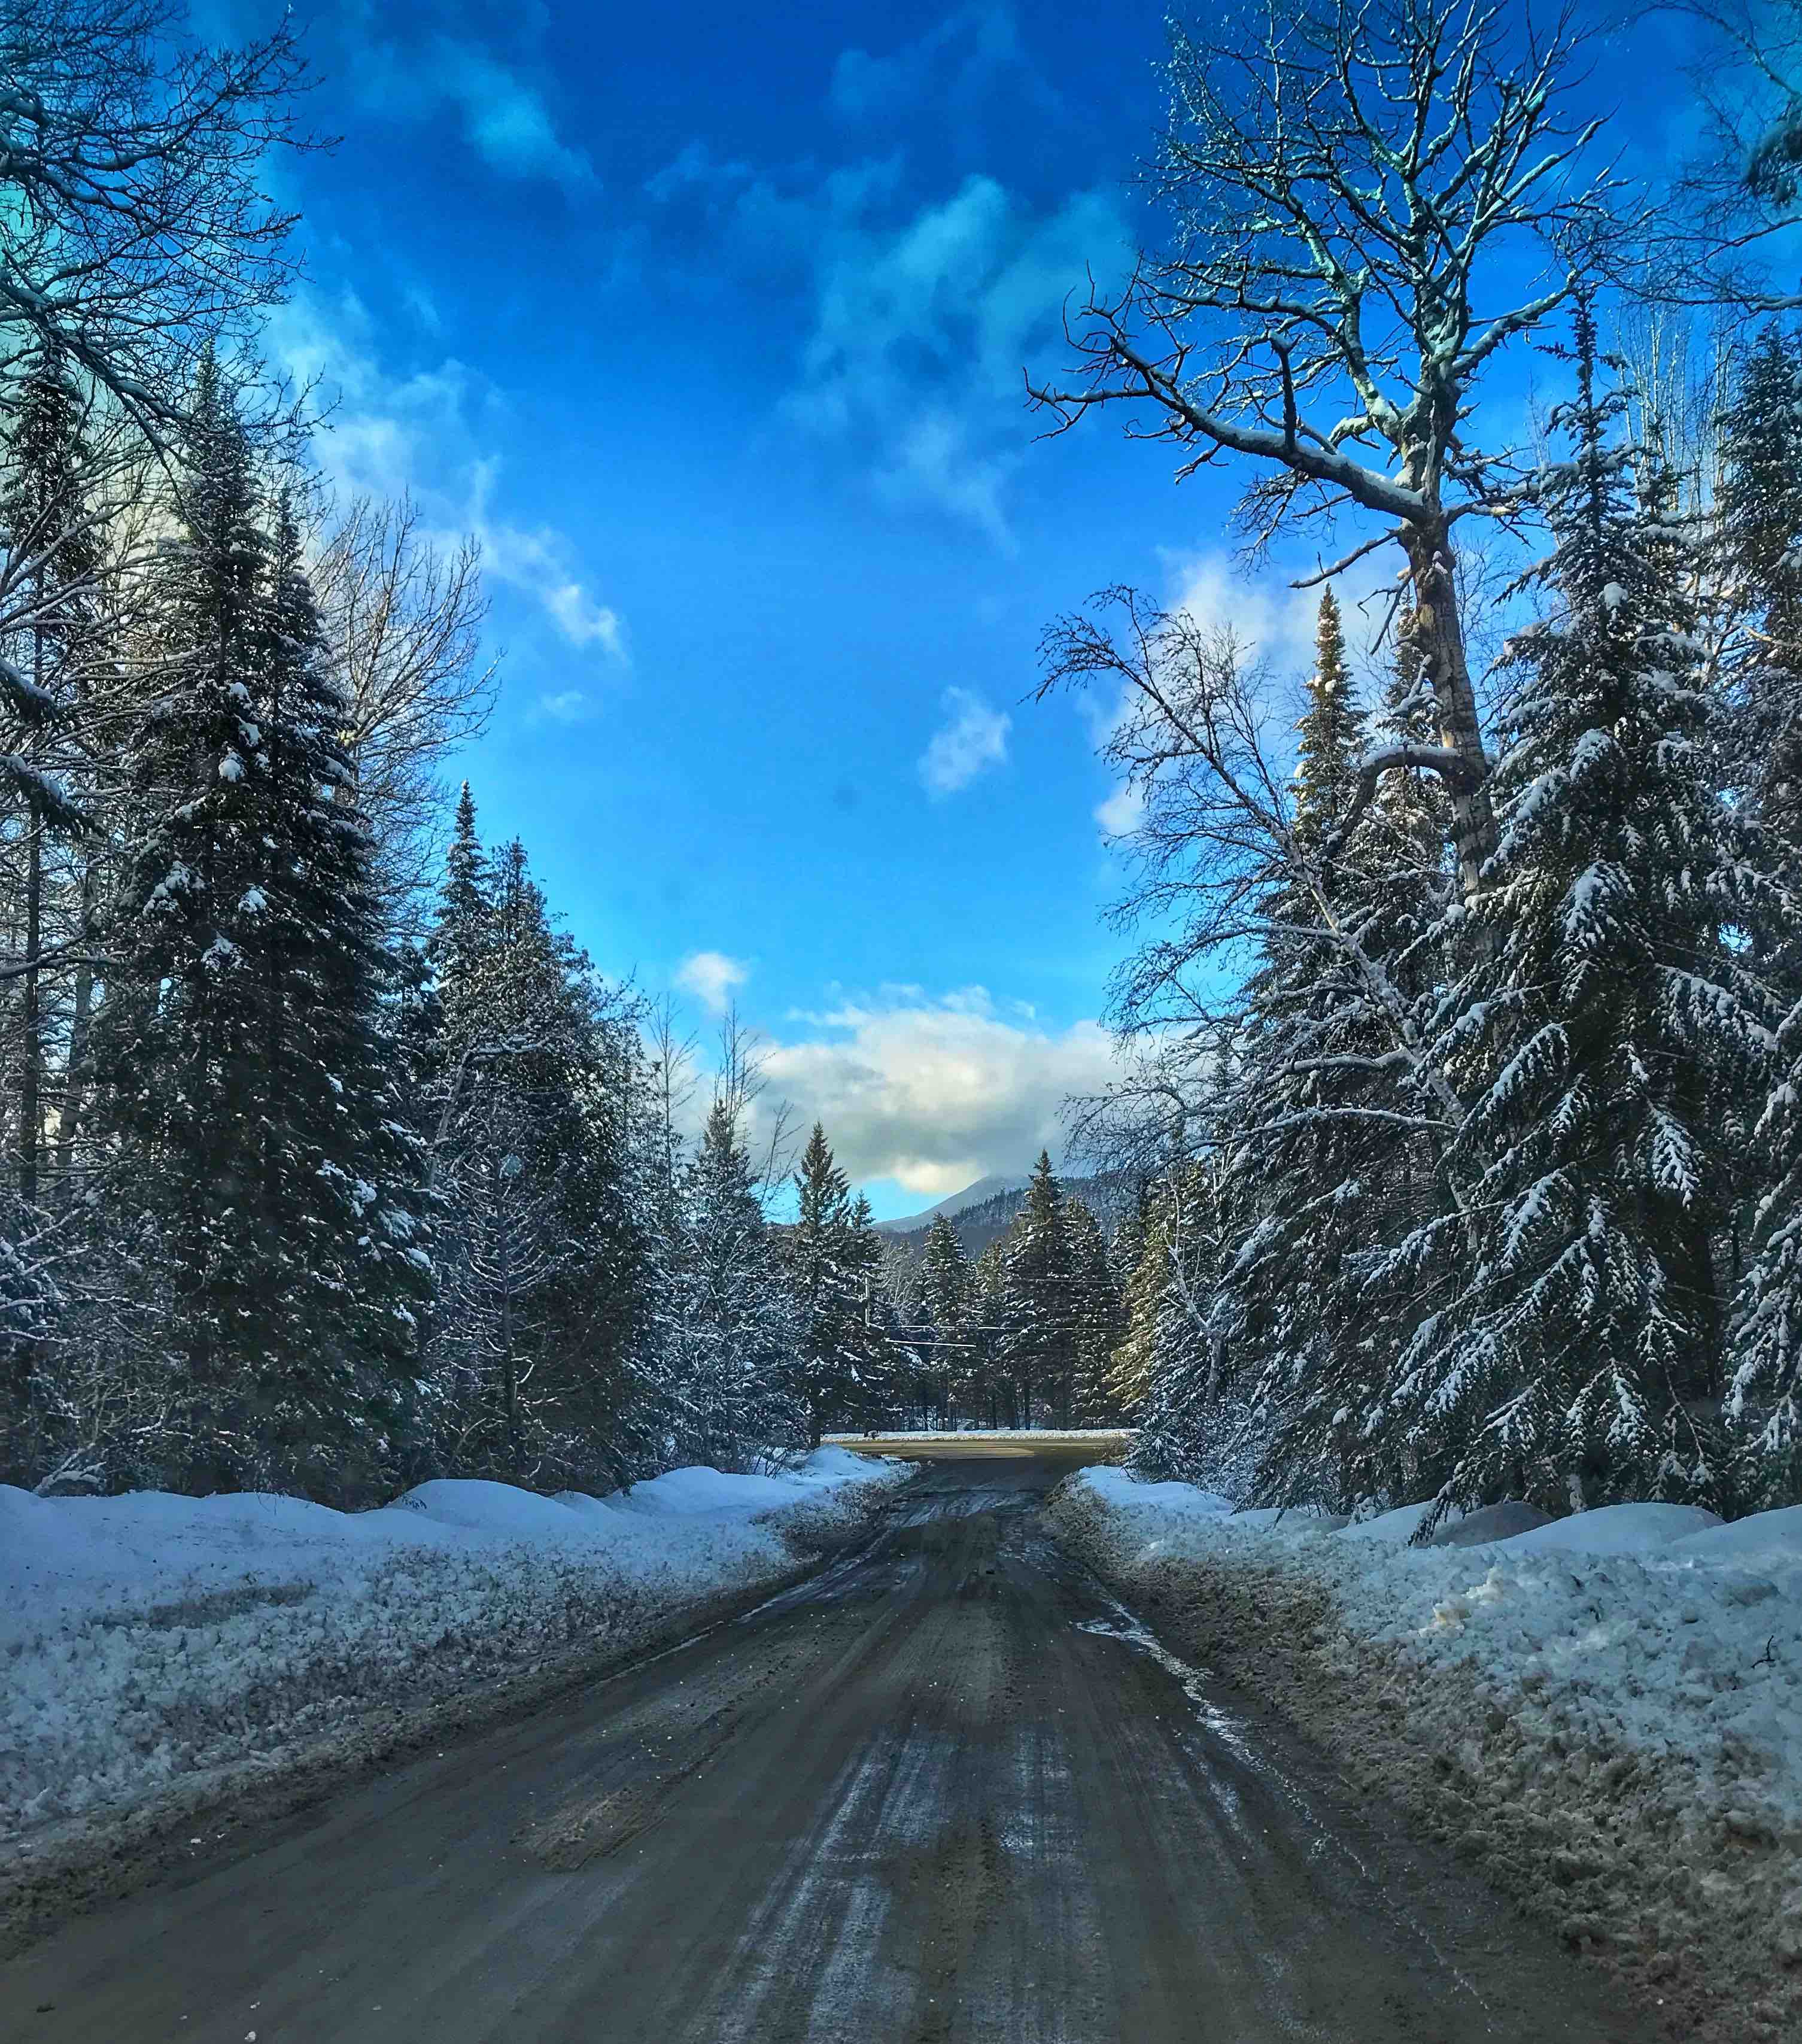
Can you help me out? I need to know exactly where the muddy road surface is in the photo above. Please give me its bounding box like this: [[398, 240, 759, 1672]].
[[1, 1450, 1637, 2042]]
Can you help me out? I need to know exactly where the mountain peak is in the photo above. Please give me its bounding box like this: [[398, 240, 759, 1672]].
[[871, 1173, 1030, 1237]]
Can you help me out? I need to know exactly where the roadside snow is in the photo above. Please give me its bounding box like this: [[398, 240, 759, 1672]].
[[1070, 1466, 1802, 1845], [0, 1451, 906, 1841], [1057, 1469, 1802, 2043]]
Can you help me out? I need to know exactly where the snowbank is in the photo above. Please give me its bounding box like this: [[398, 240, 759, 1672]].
[[1056, 1469, 1802, 2044], [0, 1451, 907, 1843]]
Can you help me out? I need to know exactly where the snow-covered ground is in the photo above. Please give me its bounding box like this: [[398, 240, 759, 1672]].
[[0, 1449, 907, 1842], [1056, 1468, 1802, 2043]]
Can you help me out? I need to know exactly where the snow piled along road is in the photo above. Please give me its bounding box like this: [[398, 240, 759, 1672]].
[[1056, 1468, 1802, 2044], [1, 1450, 907, 1842]]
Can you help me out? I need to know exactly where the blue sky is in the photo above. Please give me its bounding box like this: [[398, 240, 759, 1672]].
[[217, 0, 1703, 1216]]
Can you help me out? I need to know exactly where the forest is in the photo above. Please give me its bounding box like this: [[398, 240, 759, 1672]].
[[1043, 2, 1802, 1524], [7, 0, 1802, 1527]]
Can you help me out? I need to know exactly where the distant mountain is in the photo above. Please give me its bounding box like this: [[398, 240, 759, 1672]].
[[871, 1174, 1030, 1238], [874, 1169, 1136, 1262]]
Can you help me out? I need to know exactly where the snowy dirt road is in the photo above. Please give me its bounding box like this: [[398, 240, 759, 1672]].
[[0, 1451, 1640, 2043]]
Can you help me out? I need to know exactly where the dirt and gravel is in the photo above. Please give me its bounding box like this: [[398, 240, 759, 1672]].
[[1, 1447, 1648, 2042], [1049, 1473, 1801, 2044]]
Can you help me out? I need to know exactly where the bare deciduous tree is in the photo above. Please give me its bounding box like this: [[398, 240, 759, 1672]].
[[1029, 0, 1619, 903], [0, 0, 311, 430], [308, 494, 498, 915]]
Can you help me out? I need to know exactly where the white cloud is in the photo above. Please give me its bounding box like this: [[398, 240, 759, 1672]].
[[751, 986, 1121, 1196], [677, 950, 751, 1015], [826, 5, 1062, 133], [1093, 780, 1145, 838], [265, 288, 627, 663], [537, 689, 591, 724], [1163, 549, 1320, 671], [919, 687, 1010, 797], [654, 138, 1126, 543]]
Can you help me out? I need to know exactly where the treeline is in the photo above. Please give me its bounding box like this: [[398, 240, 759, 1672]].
[[882, 1153, 1128, 1430], [1088, 318, 1802, 1520], [0, 1, 931, 1498], [1041, 2, 1802, 1524]]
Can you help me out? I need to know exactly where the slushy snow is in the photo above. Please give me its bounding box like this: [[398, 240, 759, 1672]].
[[1, 1449, 905, 1840]]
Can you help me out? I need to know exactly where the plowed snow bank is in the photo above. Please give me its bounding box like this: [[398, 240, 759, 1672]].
[[1, 1450, 906, 1842], [1052, 1468, 1802, 2044]]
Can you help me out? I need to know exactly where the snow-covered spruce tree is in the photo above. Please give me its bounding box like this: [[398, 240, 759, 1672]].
[[655, 1097, 803, 1470], [1377, 302, 1788, 1520], [91, 368, 430, 1493], [783, 1120, 864, 1445], [998, 1152, 1080, 1426], [87, 355, 273, 1486], [843, 1190, 905, 1431], [1066, 1198, 1122, 1425], [424, 825, 644, 1483], [1107, 1184, 1165, 1420], [1207, 589, 1449, 1509], [431, 780, 490, 989], [917, 1211, 985, 1421], [1126, 1160, 1247, 1490], [1715, 324, 1802, 862], [1216, 592, 1371, 1483], [1730, 998, 1802, 1505], [249, 499, 433, 1476]]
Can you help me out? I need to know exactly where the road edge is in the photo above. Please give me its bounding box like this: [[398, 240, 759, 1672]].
[[1043, 1475, 1798, 2044]]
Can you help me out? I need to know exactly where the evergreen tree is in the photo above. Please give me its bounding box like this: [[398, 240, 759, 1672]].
[[1376, 302, 1787, 1519], [89, 356, 274, 1483], [92, 370, 430, 1490], [429, 780, 491, 1001], [1107, 1185, 1166, 1419], [426, 828, 642, 1480], [998, 1152, 1079, 1426], [1214, 590, 1429, 1505], [1066, 1199, 1121, 1424], [920, 1212, 973, 1336], [1716, 323, 1802, 855], [1729, 1007, 1802, 1505], [785, 1121, 859, 1445], [843, 1192, 902, 1430], [1126, 1161, 1242, 1486], [659, 1098, 803, 1469]]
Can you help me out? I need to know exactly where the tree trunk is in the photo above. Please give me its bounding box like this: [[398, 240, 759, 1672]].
[[1404, 521, 1497, 903], [53, 853, 98, 1193], [20, 809, 41, 1206]]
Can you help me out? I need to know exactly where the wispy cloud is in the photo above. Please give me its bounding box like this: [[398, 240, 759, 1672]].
[[826, 5, 1063, 138], [645, 73, 1128, 548], [1163, 549, 1319, 670], [779, 174, 1126, 544], [919, 687, 1010, 797], [265, 287, 627, 664], [417, 38, 596, 190], [536, 688, 591, 724], [676, 950, 751, 1015]]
